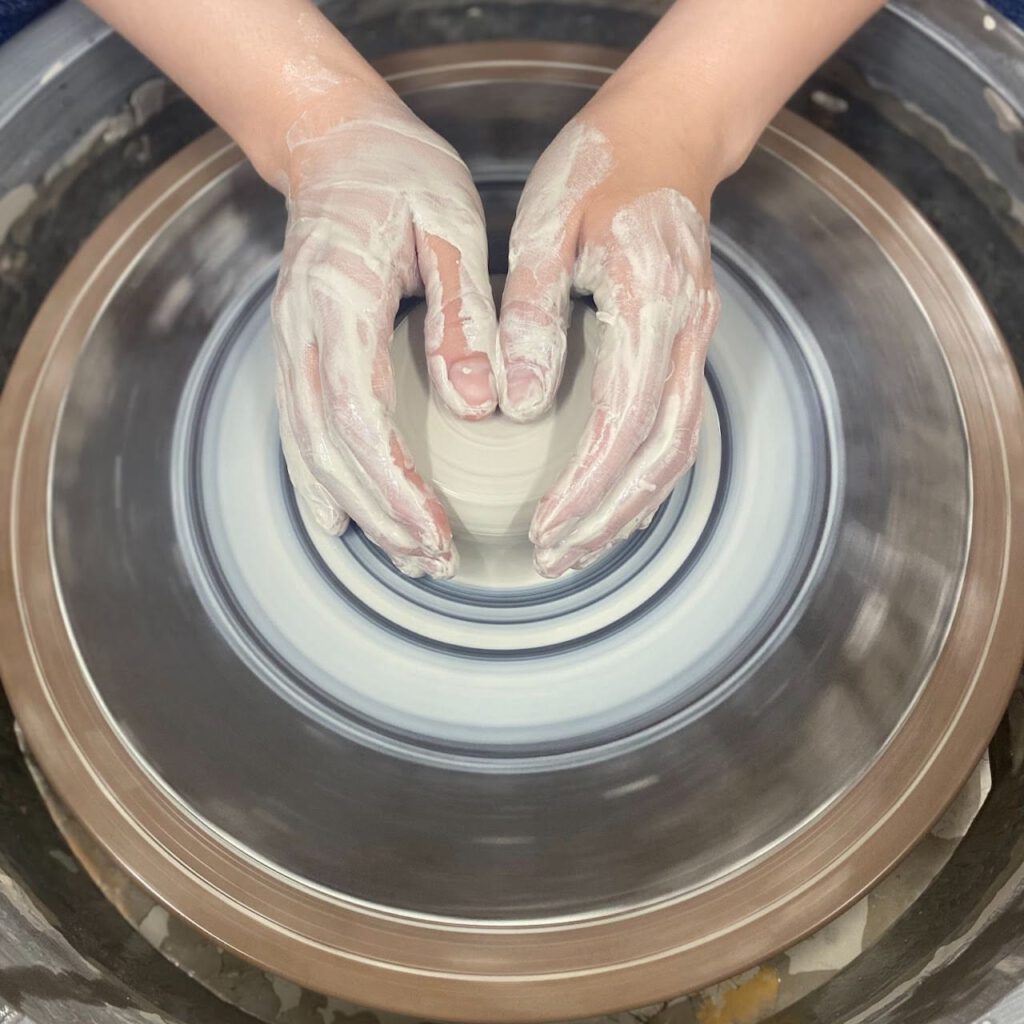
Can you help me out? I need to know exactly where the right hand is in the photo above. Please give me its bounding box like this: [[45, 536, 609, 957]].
[[496, 99, 720, 578], [272, 80, 497, 579]]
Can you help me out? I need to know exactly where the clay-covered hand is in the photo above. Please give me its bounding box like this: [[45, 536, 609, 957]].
[[497, 94, 721, 578], [273, 83, 497, 579]]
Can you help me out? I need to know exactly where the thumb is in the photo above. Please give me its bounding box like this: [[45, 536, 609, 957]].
[[415, 200, 498, 420], [497, 216, 577, 423], [497, 121, 612, 422]]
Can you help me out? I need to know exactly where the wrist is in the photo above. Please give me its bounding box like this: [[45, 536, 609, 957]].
[[236, 47, 392, 191], [576, 75, 731, 219], [592, 65, 752, 190]]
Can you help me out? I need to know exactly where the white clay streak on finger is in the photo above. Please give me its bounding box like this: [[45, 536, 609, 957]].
[[274, 342, 424, 558], [318, 323, 454, 562], [274, 269, 448, 573], [409, 140, 498, 419], [535, 291, 720, 576], [562, 290, 716, 550], [416, 227, 497, 418], [533, 191, 715, 560], [302, 240, 450, 554], [276, 224, 433, 549], [275, 116, 465, 559], [498, 123, 614, 417], [273, 102, 501, 573], [422, 287, 497, 416], [275, 381, 349, 535]]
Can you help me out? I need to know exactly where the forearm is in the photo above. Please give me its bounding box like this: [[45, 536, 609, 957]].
[[83, 0, 385, 187], [603, 0, 886, 183]]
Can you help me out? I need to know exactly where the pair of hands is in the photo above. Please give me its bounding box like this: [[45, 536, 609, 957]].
[[273, 74, 721, 579]]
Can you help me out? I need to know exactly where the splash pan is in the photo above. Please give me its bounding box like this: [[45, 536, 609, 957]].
[[1, 43, 1022, 1023]]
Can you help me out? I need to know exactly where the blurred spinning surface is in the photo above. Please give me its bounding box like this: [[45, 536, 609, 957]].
[[1, 43, 1022, 1023]]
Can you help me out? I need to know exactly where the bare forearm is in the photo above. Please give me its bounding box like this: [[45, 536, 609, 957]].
[[82, 0, 384, 186], [604, 0, 886, 182]]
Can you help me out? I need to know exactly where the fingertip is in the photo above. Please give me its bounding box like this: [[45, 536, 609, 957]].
[[424, 283, 499, 419], [535, 536, 616, 578], [392, 546, 459, 580], [444, 352, 497, 419], [573, 544, 611, 571], [501, 363, 553, 422], [301, 494, 349, 536], [533, 542, 583, 579], [529, 506, 581, 550], [533, 545, 569, 579], [496, 297, 567, 421], [431, 545, 459, 580]]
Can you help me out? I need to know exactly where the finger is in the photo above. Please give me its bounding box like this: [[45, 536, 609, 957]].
[[276, 379, 349, 535], [273, 266, 453, 579], [415, 212, 498, 420], [276, 335, 436, 570], [497, 242, 577, 422], [309, 260, 458, 573], [532, 191, 715, 553], [497, 123, 613, 422], [535, 288, 720, 577], [529, 258, 681, 550]]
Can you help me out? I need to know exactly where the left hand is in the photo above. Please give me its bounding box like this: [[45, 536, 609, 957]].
[[496, 81, 722, 578], [272, 80, 497, 580]]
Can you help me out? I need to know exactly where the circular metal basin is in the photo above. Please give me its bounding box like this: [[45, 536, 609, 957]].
[[2, 42, 1023, 1023]]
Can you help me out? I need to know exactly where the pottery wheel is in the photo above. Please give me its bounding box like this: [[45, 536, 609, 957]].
[[2, 44, 1023, 1023]]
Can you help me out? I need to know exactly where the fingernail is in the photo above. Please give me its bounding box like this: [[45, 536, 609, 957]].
[[449, 353, 497, 416], [504, 365, 548, 421]]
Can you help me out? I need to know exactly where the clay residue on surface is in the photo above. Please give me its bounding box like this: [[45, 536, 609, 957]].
[[0, 184, 37, 245], [788, 898, 869, 975], [983, 86, 1023, 135], [694, 967, 780, 1024]]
